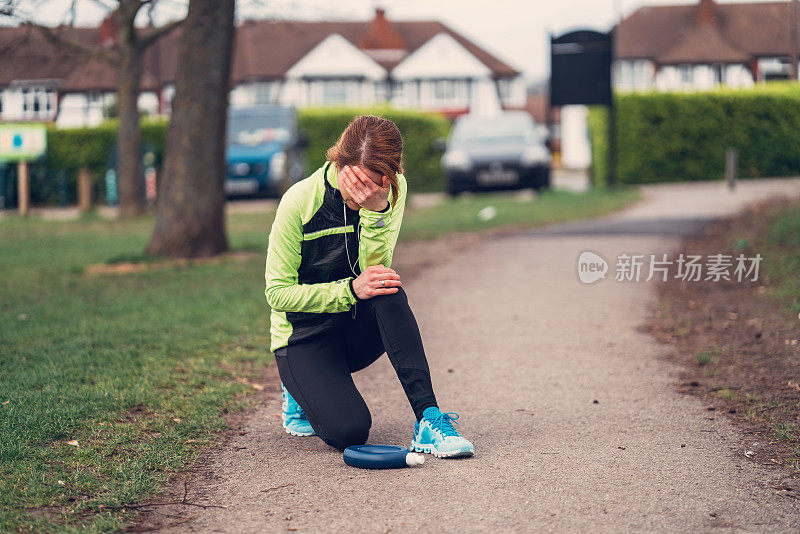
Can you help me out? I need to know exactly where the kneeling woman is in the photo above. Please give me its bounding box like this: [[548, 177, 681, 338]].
[[264, 115, 474, 458]]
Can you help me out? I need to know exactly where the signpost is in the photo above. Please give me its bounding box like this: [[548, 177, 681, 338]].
[[0, 124, 47, 215], [550, 30, 616, 186]]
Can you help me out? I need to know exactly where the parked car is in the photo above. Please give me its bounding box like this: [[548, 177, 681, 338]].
[[225, 105, 307, 198], [441, 111, 551, 196]]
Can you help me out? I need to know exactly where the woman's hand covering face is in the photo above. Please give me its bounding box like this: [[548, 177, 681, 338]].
[[340, 165, 390, 212]]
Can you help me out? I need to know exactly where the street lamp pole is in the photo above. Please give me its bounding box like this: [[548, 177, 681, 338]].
[[792, 0, 799, 80]]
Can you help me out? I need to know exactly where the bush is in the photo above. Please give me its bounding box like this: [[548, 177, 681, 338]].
[[6, 107, 449, 207], [587, 84, 800, 185], [0, 119, 170, 207], [298, 106, 450, 193]]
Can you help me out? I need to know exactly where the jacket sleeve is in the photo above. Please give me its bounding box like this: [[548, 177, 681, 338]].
[[265, 190, 357, 313], [358, 173, 407, 270]]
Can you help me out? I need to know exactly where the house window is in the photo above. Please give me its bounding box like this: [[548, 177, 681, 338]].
[[374, 81, 388, 102], [497, 79, 510, 100], [20, 86, 55, 118], [254, 82, 278, 105], [622, 61, 634, 87], [391, 82, 403, 99], [679, 65, 693, 85], [712, 64, 725, 85], [434, 80, 456, 102], [633, 61, 649, 88], [322, 80, 347, 104]]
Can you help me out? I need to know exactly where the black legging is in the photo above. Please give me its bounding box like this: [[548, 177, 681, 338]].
[[274, 286, 438, 451]]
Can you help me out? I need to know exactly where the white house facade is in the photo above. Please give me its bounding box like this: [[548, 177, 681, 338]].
[[614, 0, 796, 92], [0, 8, 525, 128]]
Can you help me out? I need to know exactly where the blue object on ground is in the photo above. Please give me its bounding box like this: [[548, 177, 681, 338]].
[[343, 444, 425, 469]]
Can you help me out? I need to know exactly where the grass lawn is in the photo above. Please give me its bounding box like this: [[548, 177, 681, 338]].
[[762, 203, 800, 313], [0, 186, 639, 532], [401, 187, 640, 240]]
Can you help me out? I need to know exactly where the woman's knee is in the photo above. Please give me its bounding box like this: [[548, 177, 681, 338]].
[[324, 409, 371, 451], [369, 285, 408, 309]]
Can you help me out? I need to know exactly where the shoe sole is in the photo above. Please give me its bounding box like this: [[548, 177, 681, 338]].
[[284, 426, 315, 437], [282, 413, 315, 437], [410, 439, 474, 458]]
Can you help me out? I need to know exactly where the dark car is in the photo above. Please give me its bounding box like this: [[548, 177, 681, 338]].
[[441, 111, 551, 196], [225, 105, 306, 198]]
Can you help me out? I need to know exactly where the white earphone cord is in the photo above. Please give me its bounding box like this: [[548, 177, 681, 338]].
[[344, 200, 359, 277], [344, 200, 359, 319]]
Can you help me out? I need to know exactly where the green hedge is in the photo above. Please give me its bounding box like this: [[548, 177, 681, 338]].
[[587, 84, 800, 185], [298, 106, 450, 193], [0, 119, 167, 207], [44, 118, 168, 171], [4, 107, 449, 206]]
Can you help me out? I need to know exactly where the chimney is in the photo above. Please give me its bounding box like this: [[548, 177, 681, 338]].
[[98, 14, 118, 46], [358, 7, 405, 50], [697, 0, 716, 26]]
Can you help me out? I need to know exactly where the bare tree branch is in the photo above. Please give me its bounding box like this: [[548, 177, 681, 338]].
[[85, 0, 116, 10], [68, 0, 77, 26], [138, 15, 181, 48]]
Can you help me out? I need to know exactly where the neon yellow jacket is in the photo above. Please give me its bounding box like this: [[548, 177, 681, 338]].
[[264, 161, 407, 352]]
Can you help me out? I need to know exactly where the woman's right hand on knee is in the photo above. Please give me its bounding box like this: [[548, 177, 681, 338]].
[[353, 265, 402, 299]]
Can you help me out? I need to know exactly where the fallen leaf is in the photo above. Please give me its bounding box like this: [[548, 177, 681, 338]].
[[67, 440, 79, 447], [251, 383, 265, 391]]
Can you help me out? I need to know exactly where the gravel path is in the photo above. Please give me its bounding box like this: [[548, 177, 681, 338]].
[[157, 178, 800, 533]]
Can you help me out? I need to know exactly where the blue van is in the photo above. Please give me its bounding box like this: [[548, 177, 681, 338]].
[[225, 105, 307, 198]]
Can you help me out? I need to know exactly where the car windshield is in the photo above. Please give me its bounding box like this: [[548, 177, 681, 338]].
[[228, 111, 292, 147], [450, 114, 539, 147]]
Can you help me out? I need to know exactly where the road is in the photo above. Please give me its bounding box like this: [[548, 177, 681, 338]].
[[155, 178, 800, 533]]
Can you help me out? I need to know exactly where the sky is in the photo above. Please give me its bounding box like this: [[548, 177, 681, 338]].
[[10, 0, 785, 82]]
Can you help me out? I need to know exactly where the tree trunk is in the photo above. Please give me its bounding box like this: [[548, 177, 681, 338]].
[[115, 8, 145, 217], [146, 0, 234, 258]]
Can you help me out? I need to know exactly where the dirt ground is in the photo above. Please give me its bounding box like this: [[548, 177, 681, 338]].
[[648, 198, 800, 472], [129, 178, 800, 533]]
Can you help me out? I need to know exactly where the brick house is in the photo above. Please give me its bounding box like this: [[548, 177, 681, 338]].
[[0, 8, 524, 127], [615, 0, 798, 91]]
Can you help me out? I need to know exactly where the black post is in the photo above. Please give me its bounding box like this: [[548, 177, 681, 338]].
[[607, 29, 617, 188], [607, 96, 617, 188], [792, 0, 799, 80]]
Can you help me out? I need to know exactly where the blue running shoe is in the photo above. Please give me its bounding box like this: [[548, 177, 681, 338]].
[[281, 382, 315, 437], [410, 406, 474, 458]]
